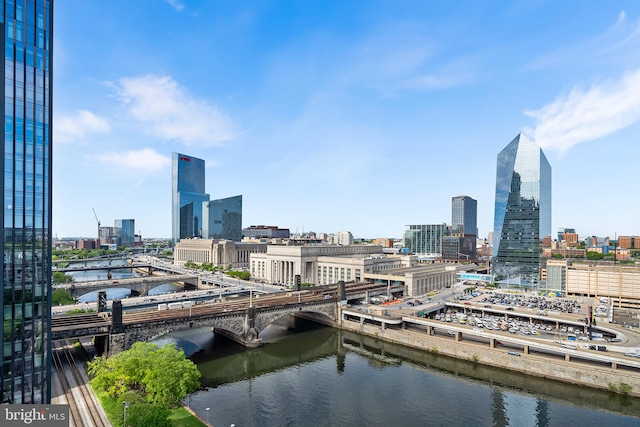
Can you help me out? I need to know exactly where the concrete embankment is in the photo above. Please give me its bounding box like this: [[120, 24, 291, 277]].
[[338, 317, 640, 398]]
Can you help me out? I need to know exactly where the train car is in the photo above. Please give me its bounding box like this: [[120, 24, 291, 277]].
[[167, 302, 183, 310], [158, 303, 168, 311]]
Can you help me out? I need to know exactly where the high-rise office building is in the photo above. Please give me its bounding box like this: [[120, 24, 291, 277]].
[[202, 195, 242, 241], [404, 224, 448, 256], [172, 152, 209, 244], [492, 133, 551, 284], [451, 195, 477, 237], [114, 219, 135, 247], [1, 0, 54, 404]]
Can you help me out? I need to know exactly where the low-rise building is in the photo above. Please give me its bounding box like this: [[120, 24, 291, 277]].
[[174, 239, 267, 270], [544, 260, 640, 307], [250, 244, 472, 296]]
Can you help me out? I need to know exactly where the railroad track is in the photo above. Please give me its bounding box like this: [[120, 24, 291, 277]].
[[122, 292, 328, 324], [52, 340, 110, 427]]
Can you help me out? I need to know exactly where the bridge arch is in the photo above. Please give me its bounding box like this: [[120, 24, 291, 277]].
[[255, 303, 337, 334]]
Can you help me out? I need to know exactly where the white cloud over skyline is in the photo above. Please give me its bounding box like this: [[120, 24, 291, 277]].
[[94, 148, 170, 172], [54, 110, 111, 144], [112, 74, 235, 147], [524, 69, 640, 153], [166, 0, 185, 12]]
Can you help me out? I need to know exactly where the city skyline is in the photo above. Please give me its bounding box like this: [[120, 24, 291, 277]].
[[53, 1, 640, 239]]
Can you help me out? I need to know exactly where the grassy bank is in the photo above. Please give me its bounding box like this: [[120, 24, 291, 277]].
[[92, 387, 206, 427]]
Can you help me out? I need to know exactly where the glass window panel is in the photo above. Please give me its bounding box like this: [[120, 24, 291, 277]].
[[26, 45, 34, 67], [16, 22, 23, 42], [16, 3, 24, 22]]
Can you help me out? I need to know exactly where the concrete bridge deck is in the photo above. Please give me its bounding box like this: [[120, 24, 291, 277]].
[[54, 274, 199, 298]]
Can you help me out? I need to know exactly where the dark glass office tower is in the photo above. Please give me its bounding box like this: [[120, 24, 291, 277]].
[[203, 195, 242, 241], [172, 152, 209, 244], [492, 133, 551, 285], [1, 0, 53, 404], [114, 219, 135, 247], [451, 195, 477, 236]]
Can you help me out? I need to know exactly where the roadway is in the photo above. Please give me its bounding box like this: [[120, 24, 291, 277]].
[[372, 285, 640, 356]]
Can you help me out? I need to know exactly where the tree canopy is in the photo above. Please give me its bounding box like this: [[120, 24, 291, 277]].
[[52, 271, 74, 284], [87, 342, 201, 407], [52, 288, 75, 305]]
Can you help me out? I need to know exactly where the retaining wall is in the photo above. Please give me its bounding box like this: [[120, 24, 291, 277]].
[[339, 317, 640, 397]]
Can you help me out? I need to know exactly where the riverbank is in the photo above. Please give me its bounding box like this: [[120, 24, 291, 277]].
[[338, 311, 640, 398]]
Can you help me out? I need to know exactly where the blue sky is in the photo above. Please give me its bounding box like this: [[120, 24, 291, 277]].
[[53, 1, 640, 240]]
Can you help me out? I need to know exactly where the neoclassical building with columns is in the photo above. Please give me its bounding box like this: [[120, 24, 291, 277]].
[[174, 239, 267, 270], [250, 244, 472, 296], [250, 245, 384, 285]]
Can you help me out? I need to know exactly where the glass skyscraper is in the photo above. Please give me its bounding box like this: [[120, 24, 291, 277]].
[[114, 219, 135, 247], [492, 133, 551, 285], [172, 152, 209, 245], [202, 195, 242, 241], [451, 195, 477, 236], [404, 224, 448, 256], [1, 0, 53, 404]]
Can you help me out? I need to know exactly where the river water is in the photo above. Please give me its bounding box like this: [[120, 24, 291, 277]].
[[62, 261, 182, 302], [178, 317, 640, 427]]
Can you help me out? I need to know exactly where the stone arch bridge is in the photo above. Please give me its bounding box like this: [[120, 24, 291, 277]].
[[107, 299, 337, 355]]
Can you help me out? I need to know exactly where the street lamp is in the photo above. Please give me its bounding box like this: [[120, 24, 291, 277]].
[[123, 401, 129, 426], [206, 407, 210, 425]]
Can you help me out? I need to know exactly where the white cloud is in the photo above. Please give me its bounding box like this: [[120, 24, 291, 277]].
[[166, 0, 185, 12], [95, 148, 170, 172], [350, 26, 478, 94], [112, 74, 234, 146], [524, 69, 640, 153], [527, 11, 640, 71], [54, 110, 110, 144]]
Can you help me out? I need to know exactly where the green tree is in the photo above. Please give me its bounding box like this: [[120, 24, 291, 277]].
[[184, 260, 198, 269], [52, 288, 75, 305], [225, 270, 251, 281], [88, 342, 201, 407], [125, 403, 171, 427], [53, 271, 74, 284], [200, 262, 214, 271]]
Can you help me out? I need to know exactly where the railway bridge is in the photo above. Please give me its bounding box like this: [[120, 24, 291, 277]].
[[51, 282, 402, 355], [109, 298, 338, 354]]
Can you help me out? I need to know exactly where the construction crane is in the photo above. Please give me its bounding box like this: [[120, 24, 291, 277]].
[[92, 208, 101, 238]]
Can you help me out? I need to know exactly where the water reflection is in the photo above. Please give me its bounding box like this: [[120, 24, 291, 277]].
[[180, 316, 640, 427]]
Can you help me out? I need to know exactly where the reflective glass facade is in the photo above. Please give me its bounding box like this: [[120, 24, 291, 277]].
[[1, 0, 53, 404], [114, 219, 134, 247], [171, 152, 209, 244], [451, 195, 477, 236], [202, 195, 242, 241], [404, 224, 448, 256], [492, 134, 551, 284]]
